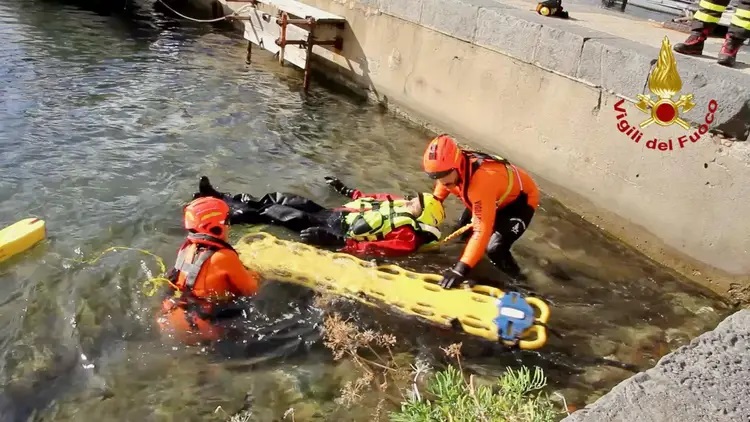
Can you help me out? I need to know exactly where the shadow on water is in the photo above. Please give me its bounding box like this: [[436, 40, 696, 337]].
[[0, 0, 735, 420]]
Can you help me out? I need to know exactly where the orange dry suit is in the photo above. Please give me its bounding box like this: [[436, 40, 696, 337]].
[[157, 232, 260, 345], [434, 151, 540, 275]]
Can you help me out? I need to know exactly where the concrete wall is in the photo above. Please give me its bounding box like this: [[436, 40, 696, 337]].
[[289, 0, 750, 284]]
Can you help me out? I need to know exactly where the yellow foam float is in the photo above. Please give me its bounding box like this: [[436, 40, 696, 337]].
[[0, 218, 46, 264], [235, 232, 551, 350]]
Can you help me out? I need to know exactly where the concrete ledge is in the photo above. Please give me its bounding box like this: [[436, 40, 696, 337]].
[[562, 309, 750, 422], [375, 0, 750, 142]]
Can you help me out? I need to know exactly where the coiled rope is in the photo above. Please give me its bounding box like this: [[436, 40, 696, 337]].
[[71, 246, 175, 297], [419, 223, 473, 252]]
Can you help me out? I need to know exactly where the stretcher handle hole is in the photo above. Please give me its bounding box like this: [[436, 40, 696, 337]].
[[421, 275, 442, 284], [422, 284, 441, 292], [367, 289, 386, 297], [520, 329, 539, 341], [471, 296, 490, 303], [411, 307, 434, 317], [242, 233, 265, 242], [378, 266, 402, 275]]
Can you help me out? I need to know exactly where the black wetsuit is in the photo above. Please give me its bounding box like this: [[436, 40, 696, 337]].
[[193, 176, 345, 235]]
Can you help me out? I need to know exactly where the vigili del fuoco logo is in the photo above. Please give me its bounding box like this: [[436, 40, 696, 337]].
[[613, 36, 718, 152]]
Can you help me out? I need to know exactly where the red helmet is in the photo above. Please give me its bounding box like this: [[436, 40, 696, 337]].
[[422, 134, 462, 179], [183, 197, 230, 238]]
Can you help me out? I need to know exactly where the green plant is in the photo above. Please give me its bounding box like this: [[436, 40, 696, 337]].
[[316, 294, 566, 422], [390, 364, 564, 422]]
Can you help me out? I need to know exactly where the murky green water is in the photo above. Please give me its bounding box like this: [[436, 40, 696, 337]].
[[0, 0, 734, 421]]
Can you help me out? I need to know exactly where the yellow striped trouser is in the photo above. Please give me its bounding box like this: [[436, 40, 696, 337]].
[[693, 0, 750, 39], [729, 2, 750, 38]]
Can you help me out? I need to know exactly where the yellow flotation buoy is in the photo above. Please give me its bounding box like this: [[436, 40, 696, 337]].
[[235, 232, 551, 350], [0, 218, 47, 264]]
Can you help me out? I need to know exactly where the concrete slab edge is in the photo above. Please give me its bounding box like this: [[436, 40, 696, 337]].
[[375, 0, 750, 141], [561, 308, 750, 422]]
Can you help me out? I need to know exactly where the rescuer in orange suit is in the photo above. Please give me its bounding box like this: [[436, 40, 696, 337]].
[[157, 197, 261, 345], [422, 134, 541, 289]]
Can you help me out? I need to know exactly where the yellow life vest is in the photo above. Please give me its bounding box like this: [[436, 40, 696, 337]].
[[342, 197, 440, 242]]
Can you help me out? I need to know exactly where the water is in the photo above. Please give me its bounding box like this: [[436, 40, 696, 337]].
[[0, 0, 734, 420]]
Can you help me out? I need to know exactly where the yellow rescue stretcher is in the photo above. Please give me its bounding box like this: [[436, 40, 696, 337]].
[[0, 218, 47, 264], [235, 232, 551, 350]]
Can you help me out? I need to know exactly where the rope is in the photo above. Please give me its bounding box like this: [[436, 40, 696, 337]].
[[419, 223, 472, 252], [70, 246, 177, 297], [155, 0, 255, 23]]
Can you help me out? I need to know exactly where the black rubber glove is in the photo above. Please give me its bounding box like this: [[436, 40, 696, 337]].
[[300, 227, 345, 246], [324, 176, 356, 198], [439, 262, 472, 289], [194, 175, 228, 200]]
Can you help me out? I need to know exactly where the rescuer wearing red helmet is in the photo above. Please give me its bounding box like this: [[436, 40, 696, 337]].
[[157, 196, 261, 345], [422, 134, 540, 289]]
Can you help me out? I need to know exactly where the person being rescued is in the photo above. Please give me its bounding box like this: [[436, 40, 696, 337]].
[[192, 175, 447, 257], [157, 196, 262, 346], [422, 134, 541, 289]]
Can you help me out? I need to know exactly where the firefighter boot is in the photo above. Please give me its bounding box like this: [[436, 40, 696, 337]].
[[717, 34, 744, 67], [673, 28, 711, 55]]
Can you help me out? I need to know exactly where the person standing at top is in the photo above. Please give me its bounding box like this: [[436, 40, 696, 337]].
[[421, 134, 540, 289], [673, 0, 748, 67]]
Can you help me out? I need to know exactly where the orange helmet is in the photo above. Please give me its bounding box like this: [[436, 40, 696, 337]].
[[422, 134, 463, 179], [183, 197, 230, 238]]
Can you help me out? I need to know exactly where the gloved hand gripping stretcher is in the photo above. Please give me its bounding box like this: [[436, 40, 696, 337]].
[[235, 232, 551, 350]]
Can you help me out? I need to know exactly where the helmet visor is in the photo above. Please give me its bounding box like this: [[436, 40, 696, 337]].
[[425, 168, 454, 180]]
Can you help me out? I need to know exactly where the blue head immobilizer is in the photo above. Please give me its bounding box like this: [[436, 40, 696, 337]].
[[493, 291, 535, 342]]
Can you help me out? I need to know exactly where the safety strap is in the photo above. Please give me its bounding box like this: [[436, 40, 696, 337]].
[[174, 247, 217, 291], [187, 232, 237, 253], [462, 151, 522, 207]]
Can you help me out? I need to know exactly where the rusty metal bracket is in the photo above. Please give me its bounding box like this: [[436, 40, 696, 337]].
[[273, 15, 344, 92]]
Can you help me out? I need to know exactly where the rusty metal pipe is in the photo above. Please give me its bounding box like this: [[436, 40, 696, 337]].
[[278, 12, 288, 65], [277, 39, 306, 46], [277, 38, 339, 47], [303, 22, 316, 93], [275, 18, 314, 26]]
